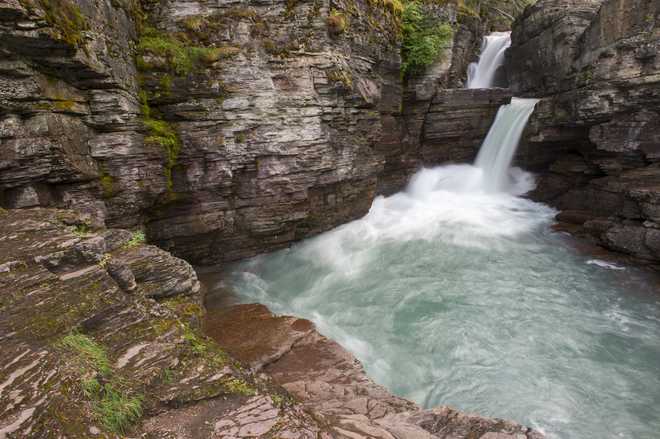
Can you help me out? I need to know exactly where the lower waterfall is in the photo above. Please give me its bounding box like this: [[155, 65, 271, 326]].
[[220, 102, 660, 439]]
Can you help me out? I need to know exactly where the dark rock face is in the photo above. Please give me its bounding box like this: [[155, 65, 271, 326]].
[[0, 0, 404, 264], [206, 303, 545, 439], [510, 0, 660, 262]]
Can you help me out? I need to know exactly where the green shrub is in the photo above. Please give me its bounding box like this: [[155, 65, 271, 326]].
[[125, 231, 146, 248], [401, 1, 453, 78]]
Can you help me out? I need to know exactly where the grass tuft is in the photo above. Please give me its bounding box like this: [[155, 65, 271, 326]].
[[95, 383, 143, 434], [59, 333, 111, 375]]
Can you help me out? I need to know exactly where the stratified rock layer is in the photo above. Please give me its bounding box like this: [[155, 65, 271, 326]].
[[510, 0, 660, 263], [0, 0, 406, 264], [0, 208, 324, 438]]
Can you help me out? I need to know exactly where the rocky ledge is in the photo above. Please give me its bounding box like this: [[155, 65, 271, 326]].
[[205, 303, 544, 439], [0, 207, 543, 438]]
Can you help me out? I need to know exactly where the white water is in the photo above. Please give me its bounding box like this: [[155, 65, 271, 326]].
[[222, 79, 660, 439], [467, 32, 511, 89], [475, 97, 539, 192]]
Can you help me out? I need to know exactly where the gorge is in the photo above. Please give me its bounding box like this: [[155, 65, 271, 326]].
[[1, 0, 659, 437]]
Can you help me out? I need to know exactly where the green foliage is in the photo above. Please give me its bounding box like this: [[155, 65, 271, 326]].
[[125, 231, 146, 248], [99, 172, 116, 198], [60, 333, 143, 433], [453, 0, 536, 20], [401, 1, 453, 78], [59, 333, 111, 375], [34, 0, 88, 46], [137, 27, 239, 75], [72, 224, 93, 238], [95, 383, 143, 434], [139, 92, 181, 191], [223, 378, 256, 396]]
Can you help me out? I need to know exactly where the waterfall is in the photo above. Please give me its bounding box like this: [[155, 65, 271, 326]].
[[467, 32, 511, 89], [475, 97, 539, 192]]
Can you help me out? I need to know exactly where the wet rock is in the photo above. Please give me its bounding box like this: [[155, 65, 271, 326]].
[[208, 303, 545, 439]]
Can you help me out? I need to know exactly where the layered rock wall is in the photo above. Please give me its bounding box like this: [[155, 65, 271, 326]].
[[510, 0, 660, 262], [0, 0, 405, 264]]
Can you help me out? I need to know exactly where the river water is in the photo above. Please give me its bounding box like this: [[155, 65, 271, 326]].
[[218, 95, 660, 438]]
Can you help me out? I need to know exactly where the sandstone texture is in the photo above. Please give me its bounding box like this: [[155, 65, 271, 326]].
[[205, 303, 545, 439], [508, 0, 660, 263]]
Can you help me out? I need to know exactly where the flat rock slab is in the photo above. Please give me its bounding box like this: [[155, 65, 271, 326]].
[[206, 303, 545, 439]]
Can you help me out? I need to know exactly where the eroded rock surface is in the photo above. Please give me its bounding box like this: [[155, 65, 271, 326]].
[[510, 0, 660, 263], [206, 303, 544, 439], [0, 208, 324, 438], [0, 0, 407, 265]]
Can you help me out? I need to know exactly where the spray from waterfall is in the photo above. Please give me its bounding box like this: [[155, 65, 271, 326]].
[[467, 32, 511, 89]]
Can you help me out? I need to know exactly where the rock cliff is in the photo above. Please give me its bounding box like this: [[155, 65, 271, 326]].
[[0, 0, 531, 263], [0, 0, 404, 264], [509, 0, 660, 263]]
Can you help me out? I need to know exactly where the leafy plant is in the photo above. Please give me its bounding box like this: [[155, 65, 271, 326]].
[[401, 1, 453, 78], [125, 231, 146, 248]]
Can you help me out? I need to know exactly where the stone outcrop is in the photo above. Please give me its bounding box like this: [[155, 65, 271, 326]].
[[508, 0, 660, 263], [0, 0, 404, 265], [0, 207, 326, 437], [205, 303, 545, 439]]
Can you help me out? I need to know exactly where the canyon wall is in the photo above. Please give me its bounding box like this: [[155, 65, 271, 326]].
[[510, 0, 660, 262], [0, 0, 524, 264], [0, 0, 405, 264]]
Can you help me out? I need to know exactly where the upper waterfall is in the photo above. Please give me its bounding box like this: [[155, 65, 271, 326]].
[[475, 97, 539, 192], [467, 32, 511, 89]]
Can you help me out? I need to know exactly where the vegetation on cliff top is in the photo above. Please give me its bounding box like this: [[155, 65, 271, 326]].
[[401, 1, 453, 78]]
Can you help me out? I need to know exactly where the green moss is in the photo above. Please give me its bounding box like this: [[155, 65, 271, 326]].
[[223, 378, 256, 396], [181, 323, 229, 367], [124, 230, 146, 248], [99, 172, 116, 198], [137, 27, 238, 75], [72, 223, 93, 238], [33, 0, 88, 46], [327, 68, 353, 89], [285, 0, 298, 17], [158, 74, 173, 95], [162, 295, 203, 322], [235, 132, 246, 143], [139, 92, 181, 191], [53, 99, 75, 111], [58, 333, 111, 375]]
